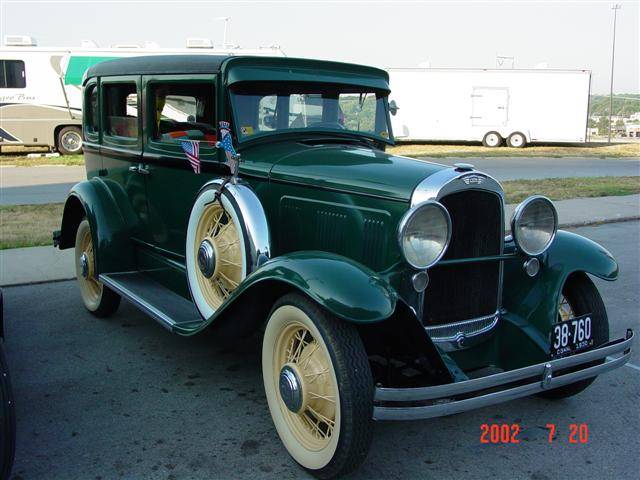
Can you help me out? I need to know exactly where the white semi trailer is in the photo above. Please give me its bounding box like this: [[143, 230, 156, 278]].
[[387, 68, 591, 147], [0, 35, 285, 154]]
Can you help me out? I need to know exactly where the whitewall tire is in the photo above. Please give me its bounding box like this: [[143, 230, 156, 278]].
[[186, 185, 249, 319], [262, 293, 373, 479]]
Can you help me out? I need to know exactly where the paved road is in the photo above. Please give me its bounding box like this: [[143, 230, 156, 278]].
[[418, 156, 640, 181], [0, 166, 84, 205], [3, 222, 640, 479], [2, 157, 640, 205]]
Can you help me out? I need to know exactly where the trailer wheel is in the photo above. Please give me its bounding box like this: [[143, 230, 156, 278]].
[[482, 131, 502, 148], [507, 132, 527, 148], [57, 126, 83, 155]]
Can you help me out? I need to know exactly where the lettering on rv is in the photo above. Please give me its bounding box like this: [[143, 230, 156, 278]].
[[0, 93, 37, 103]]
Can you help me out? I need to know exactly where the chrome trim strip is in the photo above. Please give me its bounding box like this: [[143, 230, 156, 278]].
[[425, 312, 499, 344], [99, 273, 175, 331], [372, 330, 633, 420], [200, 179, 272, 272], [411, 167, 504, 207]]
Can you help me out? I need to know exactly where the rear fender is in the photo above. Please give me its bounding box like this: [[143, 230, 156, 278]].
[[502, 229, 618, 341], [58, 179, 136, 274]]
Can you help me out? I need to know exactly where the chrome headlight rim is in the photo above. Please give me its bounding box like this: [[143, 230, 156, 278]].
[[398, 200, 452, 270], [511, 195, 558, 256]]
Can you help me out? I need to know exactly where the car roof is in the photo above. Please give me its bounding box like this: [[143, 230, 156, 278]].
[[84, 55, 390, 92], [85, 54, 230, 79]]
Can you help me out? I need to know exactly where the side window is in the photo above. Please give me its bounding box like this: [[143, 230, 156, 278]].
[[0, 60, 26, 88], [85, 84, 99, 135], [150, 82, 216, 143], [103, 83, 138, 139]]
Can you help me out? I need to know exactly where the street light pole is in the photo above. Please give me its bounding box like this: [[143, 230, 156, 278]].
[[216, 17, 230, 48], [608, 4, 622, 143]]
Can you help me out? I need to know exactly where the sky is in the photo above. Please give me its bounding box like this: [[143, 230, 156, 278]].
[[1, 0, 638, 93]]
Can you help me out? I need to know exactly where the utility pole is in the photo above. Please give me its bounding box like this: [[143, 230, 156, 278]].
[[216, 17, 230, 48], [608, 4, 622, 143]]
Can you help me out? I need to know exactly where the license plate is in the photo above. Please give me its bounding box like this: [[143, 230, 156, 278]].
[[551, 314, 594, 358]]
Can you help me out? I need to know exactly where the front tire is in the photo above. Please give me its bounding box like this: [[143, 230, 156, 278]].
[[262, 293, 373, 479], [57, 126, 83, 155], [75, 219, 120, 317], [539, 273, 609, 399]]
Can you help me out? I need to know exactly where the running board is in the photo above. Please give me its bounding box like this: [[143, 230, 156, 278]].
[[99, 272, 202, 333]]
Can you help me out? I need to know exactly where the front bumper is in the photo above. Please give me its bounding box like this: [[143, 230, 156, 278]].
[[373, 329, 634, 421]]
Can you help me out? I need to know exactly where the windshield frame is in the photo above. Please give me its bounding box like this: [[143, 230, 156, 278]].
[[227, 82, 395, 146]]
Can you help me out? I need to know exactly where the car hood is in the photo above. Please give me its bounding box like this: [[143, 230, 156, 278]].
[[241, 140, 447, 202]]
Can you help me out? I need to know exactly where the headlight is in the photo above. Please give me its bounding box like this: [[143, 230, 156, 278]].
[[511, 196, 558, 256], [398, 201, 451, 269]]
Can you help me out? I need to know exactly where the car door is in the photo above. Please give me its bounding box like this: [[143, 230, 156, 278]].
[[99, 75, 150, 244], [141, 74, 221, 259]]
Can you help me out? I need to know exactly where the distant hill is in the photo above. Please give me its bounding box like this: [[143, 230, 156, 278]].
[[589, 94, 640, 117]]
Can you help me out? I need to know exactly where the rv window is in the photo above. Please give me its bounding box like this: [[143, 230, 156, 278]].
[[0, 60, 26, 88], [85, 85, 99, 135], [104, 83, 138, 139], [150, 82, 216, 143]]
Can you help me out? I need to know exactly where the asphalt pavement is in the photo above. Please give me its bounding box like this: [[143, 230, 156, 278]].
[[1, 156, 639, 205], [418, 156, 640, 181], [3, 221, 639, 480], [0, 166, 84, 205]]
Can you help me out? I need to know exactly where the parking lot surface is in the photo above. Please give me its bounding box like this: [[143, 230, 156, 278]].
[[4, 222, 639, 479]]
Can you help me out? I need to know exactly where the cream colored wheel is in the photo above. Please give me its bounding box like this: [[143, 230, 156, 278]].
[[74, 219, 120, 317], [186, 187, 248, 319], [263, 294, 373, 478]]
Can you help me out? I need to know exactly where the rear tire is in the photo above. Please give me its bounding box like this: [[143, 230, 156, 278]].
[[507, 131, 527, 148], [482, 131, 502, 147], [262, 293, 373, 479], [538, 274, 609, 400], [57, 126, 83, 155], [75, 219, 121, 317]]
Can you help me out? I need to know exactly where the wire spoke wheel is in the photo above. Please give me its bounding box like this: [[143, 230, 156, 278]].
[[263, 294, 373, 477], [75, 220, 103, 309], [558, 294, 575, 322], [193, 202, 243, 310], [276, 323, 338, 450]]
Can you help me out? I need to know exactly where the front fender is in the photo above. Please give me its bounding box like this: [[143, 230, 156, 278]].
[[502, 230, 618, 346], [59, 178, 136, 274], [184, 251, 398, 336]]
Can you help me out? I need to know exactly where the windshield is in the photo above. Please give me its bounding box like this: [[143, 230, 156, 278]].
[[229, 82, 392, 143]]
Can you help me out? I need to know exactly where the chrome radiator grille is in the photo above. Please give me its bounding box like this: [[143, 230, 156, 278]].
[[423, 190, 503, 327]]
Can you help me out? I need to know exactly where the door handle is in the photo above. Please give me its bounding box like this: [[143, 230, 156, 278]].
[[129, 163, 150, 175]]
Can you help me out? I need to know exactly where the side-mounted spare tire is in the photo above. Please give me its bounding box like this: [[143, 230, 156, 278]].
[[186, 180, 271, 319]]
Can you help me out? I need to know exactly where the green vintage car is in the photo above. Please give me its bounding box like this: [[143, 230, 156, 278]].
[[54, 55, 633, 478]]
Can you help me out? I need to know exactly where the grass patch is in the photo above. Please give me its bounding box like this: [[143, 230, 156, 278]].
[[502, 176, 640, 204], [0, 155, 84, 167], [0, 203, 64, 249], [389, 142, 640, 158]]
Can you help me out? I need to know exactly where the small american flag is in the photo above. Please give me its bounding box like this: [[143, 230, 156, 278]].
[[180, 140, 201, 174]]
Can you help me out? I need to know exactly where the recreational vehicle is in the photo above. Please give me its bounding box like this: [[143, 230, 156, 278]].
[[387, 68, 591, 147], [0, 35, 284, 154]]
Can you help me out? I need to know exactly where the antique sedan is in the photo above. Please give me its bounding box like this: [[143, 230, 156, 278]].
[[54, 55, 633, 478]]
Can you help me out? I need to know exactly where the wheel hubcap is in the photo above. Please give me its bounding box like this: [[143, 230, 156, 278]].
[[62, 132, 81, 151], [80, 252, 90, 278], [197, 239, 217, 278], [279, 364, 304, 413]]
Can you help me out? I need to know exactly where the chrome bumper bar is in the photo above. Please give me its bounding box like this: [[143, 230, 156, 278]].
[[373, 329, 634, 421]]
